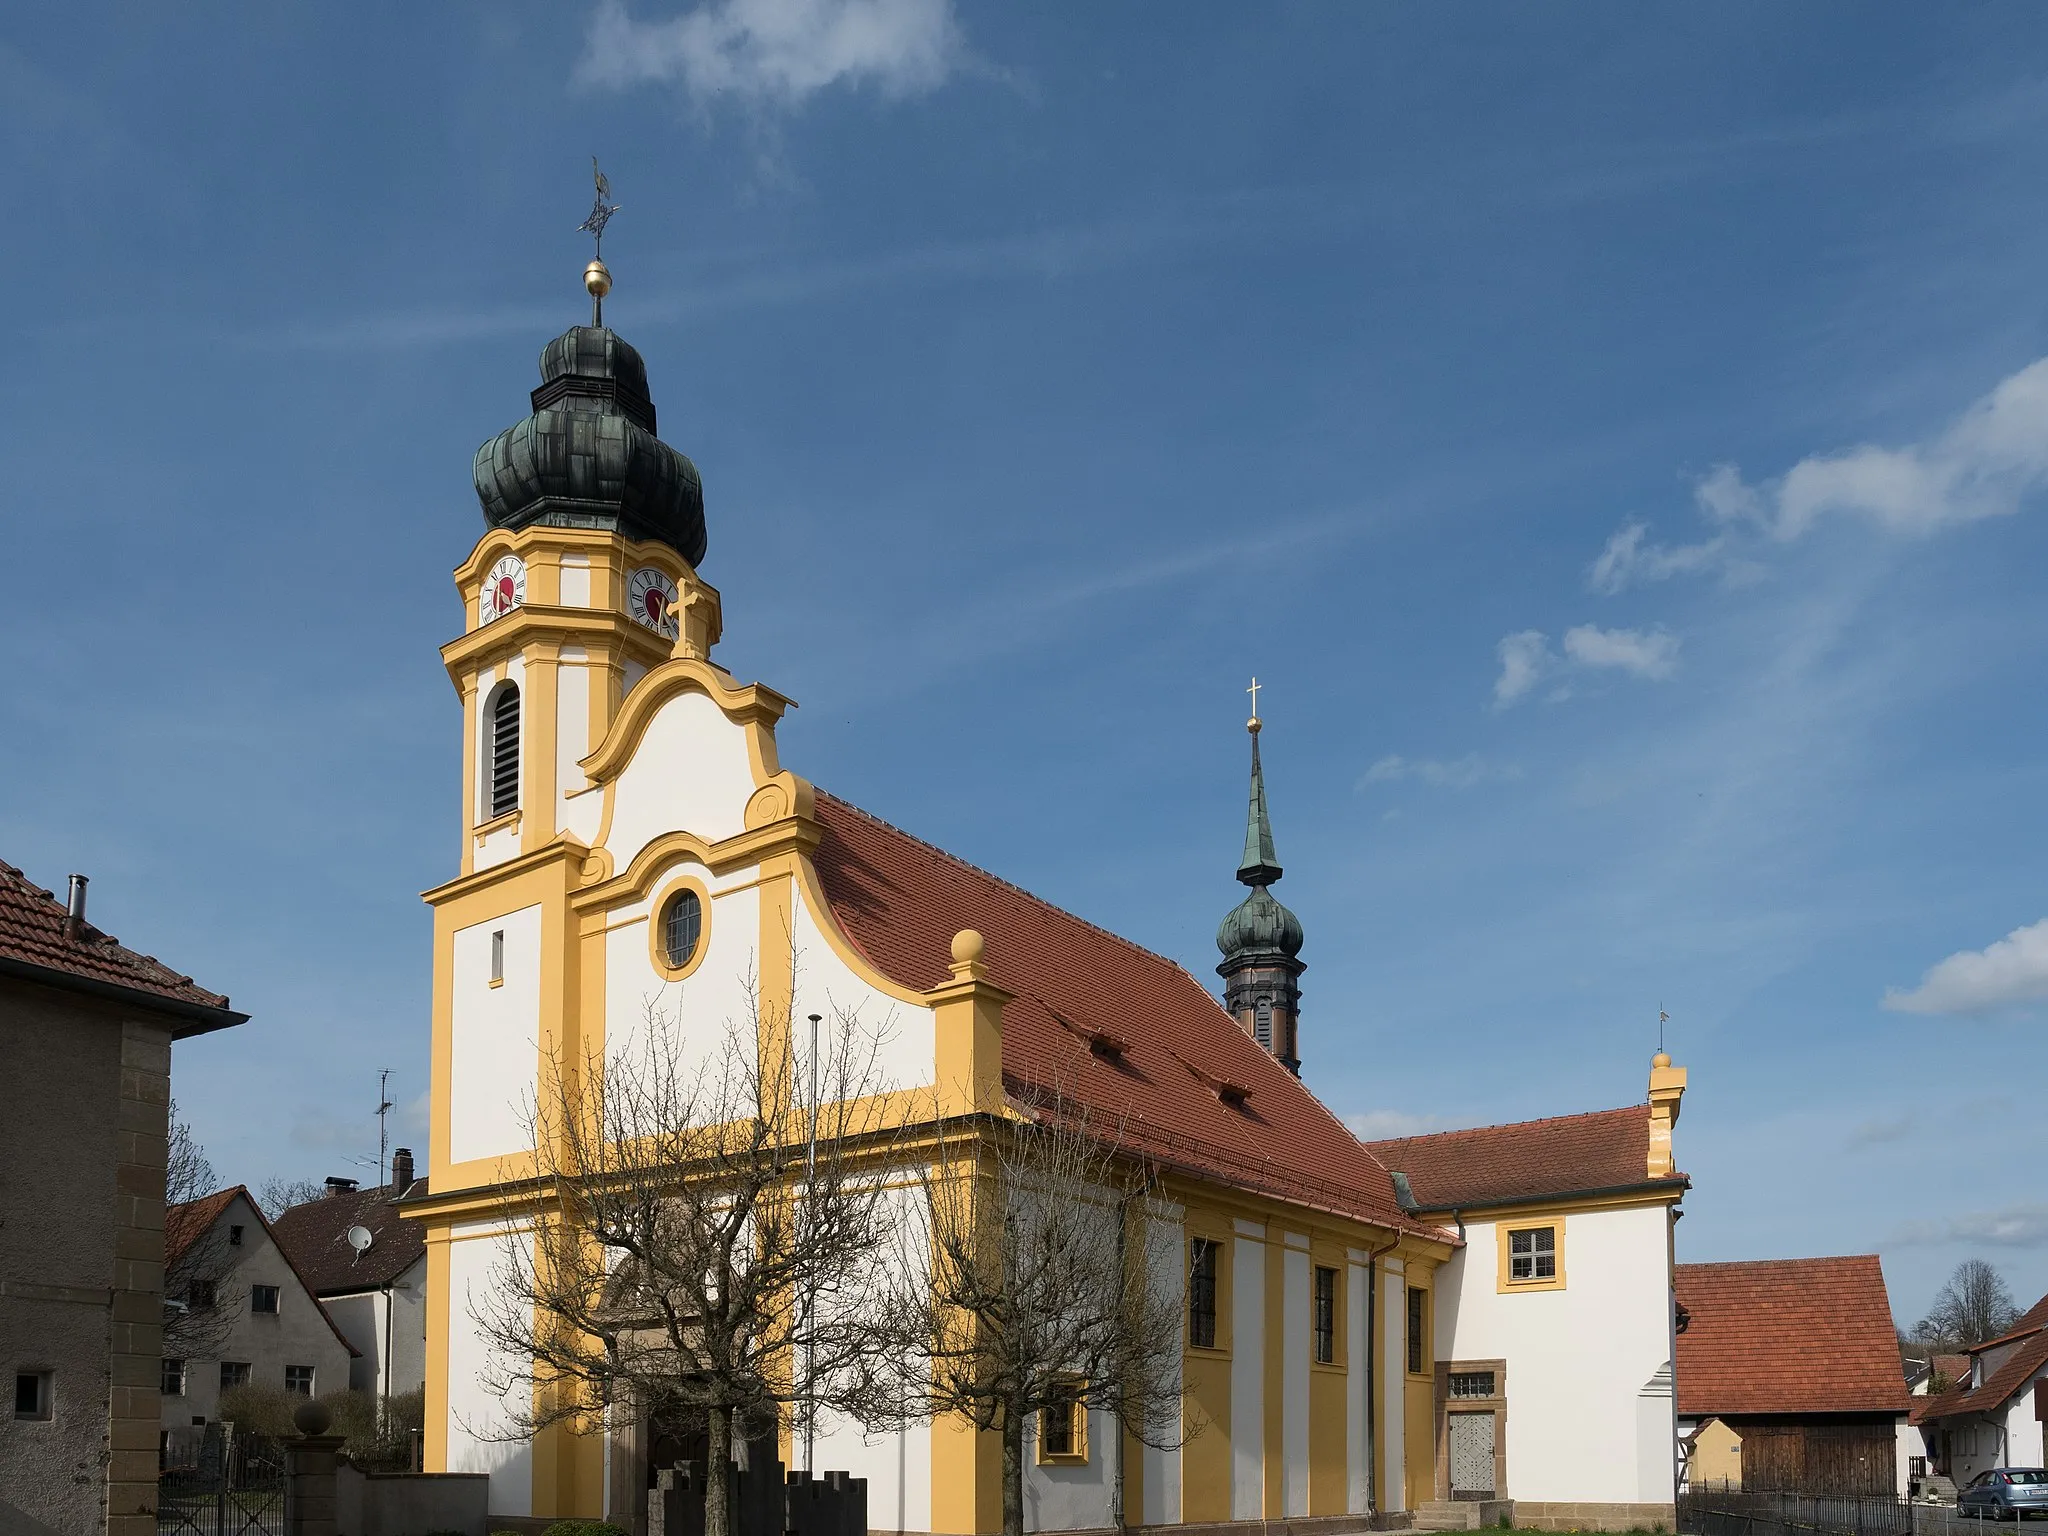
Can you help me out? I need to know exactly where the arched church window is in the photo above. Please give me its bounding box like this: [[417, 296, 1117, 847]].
[[488, 685, 520, 819], [1253, 997, 1273, 1049], [663, 889, 702, 969]]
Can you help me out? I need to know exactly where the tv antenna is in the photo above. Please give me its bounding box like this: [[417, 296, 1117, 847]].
[[375, 1069, 395, 1179]]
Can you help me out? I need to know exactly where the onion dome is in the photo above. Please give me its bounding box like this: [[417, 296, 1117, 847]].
[[1217, 883, 1305, 960], [473, 325, 706, 566]]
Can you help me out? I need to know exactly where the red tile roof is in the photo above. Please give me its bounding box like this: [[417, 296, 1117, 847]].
[[1912, 1292, 2048, 1426], [810, 793, 1437, 1238], [1365, 1105, 1683, 1210], [166, 1187, 360, 1358], [0, 862, 243, 1035], [1675, 1257, 1909, 1417], [270, 1178, 429, 1296]]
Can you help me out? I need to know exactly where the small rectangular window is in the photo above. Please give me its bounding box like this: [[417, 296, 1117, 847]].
[[1039, 1382, 1085, 1460], [1189, 1238, 1220, 1349], [220, 1362, 251, 1391], [1406, 1285, 1426, 1375], [285, 1366, 315, 1396], [250, 1285, 280, 1315], [490, 930, 505, 984], [1448, 1370, 1496, 1400], [1509, 1226, 1556, 1281], [15, 1371, 51, 1421], [1313, 1266, 1338, 1364], [229, 1224, 244, 1246], [162, 1359, 186, 1397]]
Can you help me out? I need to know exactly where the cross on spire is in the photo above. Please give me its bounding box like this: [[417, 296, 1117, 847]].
[[1247, 676, 1261, 727]]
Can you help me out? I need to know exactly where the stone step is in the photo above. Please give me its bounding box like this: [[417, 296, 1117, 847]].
[[1414, 1498, 1514, 1530]]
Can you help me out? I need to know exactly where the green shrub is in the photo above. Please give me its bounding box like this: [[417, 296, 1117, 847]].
[[540, 1522, 632, 1536], [216, 1384, 298, 1440]]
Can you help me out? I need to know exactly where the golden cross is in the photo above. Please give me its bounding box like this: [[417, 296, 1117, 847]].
[[1247, 677, 1261, 718]]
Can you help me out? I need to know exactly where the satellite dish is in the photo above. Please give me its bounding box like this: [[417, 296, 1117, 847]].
[[346, 1225, 374, 1255]]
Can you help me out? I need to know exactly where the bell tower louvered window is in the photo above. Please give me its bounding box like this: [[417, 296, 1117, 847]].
[[1253, 996, 1273, 1049], [489, 685, 520, 819]]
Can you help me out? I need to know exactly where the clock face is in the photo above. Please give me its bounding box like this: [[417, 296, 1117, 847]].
[[481, 555, 526, 624], [626, 567, 680, 639]]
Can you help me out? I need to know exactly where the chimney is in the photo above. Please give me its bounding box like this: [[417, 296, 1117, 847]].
[[324, 1177, 359, 1197], [64, 874, 89, 940], [390, 1147, 414, 1192], [1647, 1051, 1687, 1178]]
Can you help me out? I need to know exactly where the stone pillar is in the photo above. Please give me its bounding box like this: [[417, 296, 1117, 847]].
[[107, 1018, 174, 1536], [287, 1399, 346, 1536]]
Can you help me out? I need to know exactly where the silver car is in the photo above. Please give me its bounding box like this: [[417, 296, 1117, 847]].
[[1960, 1469, 2048, 1520]]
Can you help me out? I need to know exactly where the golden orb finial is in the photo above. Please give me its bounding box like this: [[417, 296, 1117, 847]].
[[1652, 1050, 1672, 1069], [951, 929, 985, 969]]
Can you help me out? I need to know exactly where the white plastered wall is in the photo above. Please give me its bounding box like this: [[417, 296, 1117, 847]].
[[603, 689, 756, 870], [1346, 1255, 1371, 1513], [556, 646, 603, 844], [790, 887, 930, 1094], [1282, 1237, 1310, 1517], [1143, 1205, 1185, 1528], [1381, 1256, 1406, 1512], [447, 1223, 535, 1517], [1231, 1222, 1266, 1519], [604, 865, 762, 1082], [1433, 1204, 1674, 1504], [450, 903, 543, 1166], [474, 656, 528, 872]]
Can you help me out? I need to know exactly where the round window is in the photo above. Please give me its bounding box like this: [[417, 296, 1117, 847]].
[[663, 889, 703, 969]]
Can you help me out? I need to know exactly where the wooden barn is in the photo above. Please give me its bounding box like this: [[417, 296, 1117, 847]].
[[1675, 1256, 1910, 1497]]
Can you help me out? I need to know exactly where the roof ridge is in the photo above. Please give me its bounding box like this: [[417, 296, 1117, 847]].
[[1676, 1255, 1883, 1272], [1363, 1101, 1647, 1147], [815, 790, 1193, 976]]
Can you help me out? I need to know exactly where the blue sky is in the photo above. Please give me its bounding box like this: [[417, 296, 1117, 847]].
[[6, 3, 2048, 1327]]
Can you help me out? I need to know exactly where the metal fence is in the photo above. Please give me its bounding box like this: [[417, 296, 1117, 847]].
[[1680, 1490, 1983, 1536], [156, 1426, 288, 1536]]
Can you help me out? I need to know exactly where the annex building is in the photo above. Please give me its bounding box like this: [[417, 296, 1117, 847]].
[[409, 271, 1693, 1536]]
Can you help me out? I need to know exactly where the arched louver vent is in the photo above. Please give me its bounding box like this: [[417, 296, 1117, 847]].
[[1253, 996, 1273, 1049], [489, 685, 520, 819]]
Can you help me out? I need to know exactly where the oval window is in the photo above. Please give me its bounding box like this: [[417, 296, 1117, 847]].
[[663, 889, 703, 970]]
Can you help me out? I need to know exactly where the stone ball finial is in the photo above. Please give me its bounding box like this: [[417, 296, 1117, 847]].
[[292, 1397, 332, 1437], [951, 929, 985, 970], [1651, 1050, 1672, 1069]]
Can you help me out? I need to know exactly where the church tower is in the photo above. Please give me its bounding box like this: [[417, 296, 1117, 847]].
[[1215, 700, 1306, 1074]]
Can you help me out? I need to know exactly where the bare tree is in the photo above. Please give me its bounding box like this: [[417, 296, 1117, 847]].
[[164, 1103, 243, 1360], [468, 983, 900, 1536], [257, 1176, 325, 1220], [857, 1090, 1190, 1536], [1918, 1259, 2020, 1347]]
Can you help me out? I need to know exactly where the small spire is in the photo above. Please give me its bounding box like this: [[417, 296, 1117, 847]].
[[1237, 687, 1282, 888]]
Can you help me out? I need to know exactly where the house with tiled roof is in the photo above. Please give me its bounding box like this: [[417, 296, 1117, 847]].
[[1911, 1292, 2048, 1489], [1361, 1078, 1690, 1530], [268, 1149, 429, 1405], [0, 863, 244, 1536], [159, 1186, 356, 1445], [1672, 1256, 1910, 1497]]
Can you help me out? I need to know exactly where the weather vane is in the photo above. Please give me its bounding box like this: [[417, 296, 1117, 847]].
[[577, 157, 621, 326]]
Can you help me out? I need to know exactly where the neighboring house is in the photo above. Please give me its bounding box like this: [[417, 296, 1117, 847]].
[[1907, 1354, 1972, 1399], [1673, 1256, 1910, 1496], [1363, 1068, 1690, 1532], [0, 862, 245, 1536], [1911, 1293, 2048, 1488], [269, 1150, 428, 1404], [160, 1187, 355, 1440]]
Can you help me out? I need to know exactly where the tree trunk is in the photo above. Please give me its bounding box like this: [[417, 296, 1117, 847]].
[[1003, 1409, 1026, 1536], [706, 1403, 732, 1536]]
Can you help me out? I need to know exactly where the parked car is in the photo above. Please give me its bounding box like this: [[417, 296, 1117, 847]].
[[1959, 1470, 2048, 1520]]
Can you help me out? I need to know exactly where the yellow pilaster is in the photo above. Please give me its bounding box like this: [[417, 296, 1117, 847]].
[[1648, 1053, 1687, 1178], [1264, 1237, 1285, 1518], [923, 930, 1010, 1118]]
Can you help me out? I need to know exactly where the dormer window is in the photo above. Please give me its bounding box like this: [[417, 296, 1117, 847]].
[[488, 685, 520, 819]]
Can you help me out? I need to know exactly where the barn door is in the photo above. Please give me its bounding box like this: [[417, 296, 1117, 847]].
[[1449, 1411, 1497, 1499]]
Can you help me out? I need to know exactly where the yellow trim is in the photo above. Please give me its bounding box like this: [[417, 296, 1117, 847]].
[[1427, 1185, 1679, 1223], [1496, 1216, 1567, 1294], [1180, 1207, 1232, 1524], [646, 874, 713, 983], [1307, 1254, 1347, 1512], [579, 654, 792, 786], [1403, 1259, 1436, 1505]]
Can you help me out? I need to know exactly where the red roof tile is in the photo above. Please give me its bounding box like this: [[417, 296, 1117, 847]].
[[1365, 1105, 1682, 1210], [1675, 1257, 1909, 1417], [1913, 1292, 2048, 1426], [270, 1178, 429, 1296], [0, 862, 242, 1034], [810, 793, 1436, 1238]]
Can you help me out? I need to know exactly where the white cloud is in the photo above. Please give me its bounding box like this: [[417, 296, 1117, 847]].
[[1883, 916, 2048, 1015], [1587, 520, 1728, 594], [1345, 1109, 1450, 1141], [1494, 630, 1551, 706], [1895, 1204, 2048, 1248], [577, 0, 964, 108], [1359, 753, 1519, 791], [1562, 624, 1680, 679]]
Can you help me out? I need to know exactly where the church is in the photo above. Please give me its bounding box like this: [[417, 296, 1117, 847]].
[[407, 253, 1693, 1536]]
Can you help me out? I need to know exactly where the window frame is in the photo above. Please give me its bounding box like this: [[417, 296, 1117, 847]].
[[1313, 1265, 1339, 1366], [14, 1371, 51, 1422], [1406, 1284, 1429, 1376], [1035, 1378, 1089, 1465], [1495, 1219, 1567, 1293], [284, 1365, 316, 1397], [250, 1284, 281, 1315], [162, 1358, 186, 1397], [648, 877, 713, 983], [1188, 1236, 1223, 1351], [220, 1362, 251, 1391]]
